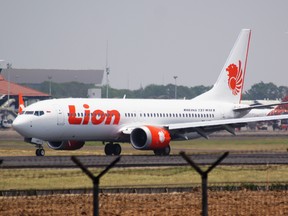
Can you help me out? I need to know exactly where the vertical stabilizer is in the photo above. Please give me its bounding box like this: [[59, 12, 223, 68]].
[[194, 29, 251, 103], [18, 93, 25, 114]]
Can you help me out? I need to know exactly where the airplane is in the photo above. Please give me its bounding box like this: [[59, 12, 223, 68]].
[[12, 29, 288, 156]]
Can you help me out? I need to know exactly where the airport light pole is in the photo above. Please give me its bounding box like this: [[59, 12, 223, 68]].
[[6, 63, 12, 107], [106, 41, 110, 98], [106, 66, 110, 98], [173, 76, 178, 99]]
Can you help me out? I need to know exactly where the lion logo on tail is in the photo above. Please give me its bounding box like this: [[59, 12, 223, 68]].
[[226, 60, 243, 95]]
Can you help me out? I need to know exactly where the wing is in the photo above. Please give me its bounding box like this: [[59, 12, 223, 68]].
[[119, 115, 288, 140], [166, 114, 288, 139]]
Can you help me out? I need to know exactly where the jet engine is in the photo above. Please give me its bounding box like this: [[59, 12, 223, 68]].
[[47, 140, 85, 150], [130, 126, 171, 150]]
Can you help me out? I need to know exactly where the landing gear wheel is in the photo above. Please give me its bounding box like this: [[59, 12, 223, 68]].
[[104, 143, 114, 156], [36, 148, 45, 156], [113, 144, 122, 155], [163, 145, 171, 156], [153, 145, 170, 156], [153, 149, 162, 156], [104, 143, 122, 155]]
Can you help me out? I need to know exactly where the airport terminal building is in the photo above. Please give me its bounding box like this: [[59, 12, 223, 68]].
[[0, 68, 104, 127]]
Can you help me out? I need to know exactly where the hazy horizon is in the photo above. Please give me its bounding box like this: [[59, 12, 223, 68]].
[[0, 1, 287, 90]]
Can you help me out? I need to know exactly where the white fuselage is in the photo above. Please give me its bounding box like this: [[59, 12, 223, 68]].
[[13, 98, 241, 142]]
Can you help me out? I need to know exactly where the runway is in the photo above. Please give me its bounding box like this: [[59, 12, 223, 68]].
[[1, 152, 288, 169]]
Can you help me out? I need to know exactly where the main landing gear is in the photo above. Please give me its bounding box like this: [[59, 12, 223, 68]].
[[153, 145, 171, 156], [35, 145, 45, 156], [104, 143, 122, 156]]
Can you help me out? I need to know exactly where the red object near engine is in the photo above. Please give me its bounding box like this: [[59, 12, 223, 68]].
[[130, 125, 171, 150]]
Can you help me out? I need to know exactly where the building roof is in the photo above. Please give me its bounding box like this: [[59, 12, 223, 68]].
[[1, 69, 104, 84], [0, 75, 49, 97]]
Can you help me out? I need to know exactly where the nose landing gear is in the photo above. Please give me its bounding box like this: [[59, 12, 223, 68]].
[[35, 145, 45, 156]]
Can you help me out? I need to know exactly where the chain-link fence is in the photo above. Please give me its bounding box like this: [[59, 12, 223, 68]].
[[1, 161, 288, 215], [1, 185, 288, 215]]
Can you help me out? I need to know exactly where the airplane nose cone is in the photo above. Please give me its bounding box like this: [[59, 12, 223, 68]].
[[12, 117, 22, 131], [12, 116, 30, 136]]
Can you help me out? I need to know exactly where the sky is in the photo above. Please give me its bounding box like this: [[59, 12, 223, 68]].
[[0, 0, 287, 90]]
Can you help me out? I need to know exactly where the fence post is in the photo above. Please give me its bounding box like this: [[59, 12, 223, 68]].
[[180, 151, 229, 216], [71, 156, 121, 216]]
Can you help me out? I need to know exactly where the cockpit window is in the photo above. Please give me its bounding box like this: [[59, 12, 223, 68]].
[[23, 111, 45, 116], [25, 111, 34, 115], [34, 111, 45, 116]]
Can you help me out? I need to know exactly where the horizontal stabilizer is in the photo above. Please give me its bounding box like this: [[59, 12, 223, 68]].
[[234, 101, 288, 112]]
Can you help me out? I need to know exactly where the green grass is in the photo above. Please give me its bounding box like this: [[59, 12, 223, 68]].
[[1, 165, 288, 190], [1, 135, 288, 190], [1, 136, 288, 156]]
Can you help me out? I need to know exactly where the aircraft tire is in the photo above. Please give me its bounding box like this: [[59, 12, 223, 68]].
[[113, 144, 122, 155], [39, 149, 45, 156], [163, 145, 171, 156], [153, 149, 162, 156], [153, 145, 170, 156], [36, 149, 45, 156], [104, 143, 114, 156]]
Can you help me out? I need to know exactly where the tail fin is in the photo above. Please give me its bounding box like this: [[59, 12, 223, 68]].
[[18, 93, 25, 114], [194, 29, 251, 103]]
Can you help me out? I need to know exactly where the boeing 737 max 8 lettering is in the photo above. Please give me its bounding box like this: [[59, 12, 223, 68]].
[[12, 29, 288, 156]]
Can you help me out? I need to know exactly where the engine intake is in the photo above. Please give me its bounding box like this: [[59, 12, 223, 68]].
[[130, 126, 171, 150], [47, 140, 85, 150]]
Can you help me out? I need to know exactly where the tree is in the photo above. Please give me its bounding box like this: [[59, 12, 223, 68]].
[[244, 82, 281, 100]]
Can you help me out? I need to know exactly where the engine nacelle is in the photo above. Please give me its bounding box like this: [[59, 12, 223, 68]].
[[130, 126, 171, 150], [47, 140, 85, 150]]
